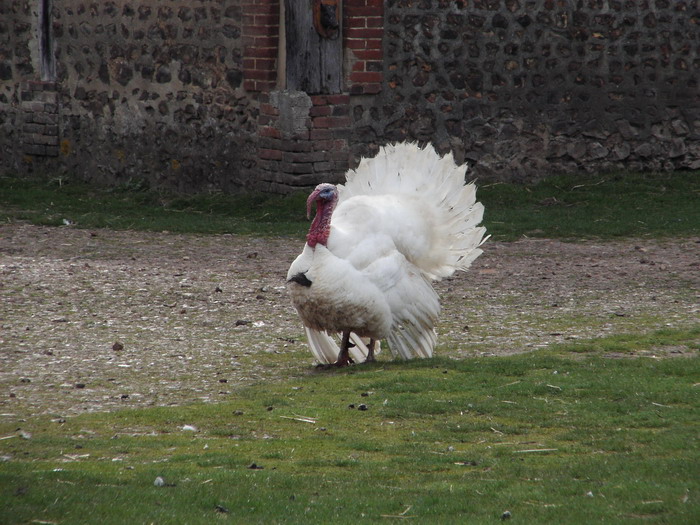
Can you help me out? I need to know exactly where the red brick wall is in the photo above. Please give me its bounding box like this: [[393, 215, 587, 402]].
[[345, 0, 384, 95], [256, 92, 351, 192], [21, 81, 60, 157], [241, 0, 280, 92], [243, 0, 384, 95], [239, 1, 385, 191]]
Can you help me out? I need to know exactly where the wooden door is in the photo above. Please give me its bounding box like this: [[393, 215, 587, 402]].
[[285, 0, 342, 94]]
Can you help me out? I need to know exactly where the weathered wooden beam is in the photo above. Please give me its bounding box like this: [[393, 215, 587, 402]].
[[285, 0, 342, 94]]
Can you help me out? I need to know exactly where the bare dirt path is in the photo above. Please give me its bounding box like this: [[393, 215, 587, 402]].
[[1, 223, 698, 421]]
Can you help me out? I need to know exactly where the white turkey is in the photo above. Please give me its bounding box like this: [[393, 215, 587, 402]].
[[287, 142, 488, 366]]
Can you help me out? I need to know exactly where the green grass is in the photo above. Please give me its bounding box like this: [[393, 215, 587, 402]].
[[1, 328, 698, 524], [478, 171, 700, 240], [1, 170, 698, 239], [0, 175, 309, 236]]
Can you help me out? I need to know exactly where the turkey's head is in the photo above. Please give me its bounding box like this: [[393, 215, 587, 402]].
[[306, 183, 338, 248]]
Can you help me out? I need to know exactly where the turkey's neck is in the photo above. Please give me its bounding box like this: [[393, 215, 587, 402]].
[[307, 200, 335, 248]]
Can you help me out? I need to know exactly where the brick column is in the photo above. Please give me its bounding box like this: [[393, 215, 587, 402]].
[[242, 1, 383, 192], [256, 91, 351, 192], [345, 0, 384, 94], [21, 81, 59, 157], [242, 0, 280, 92]]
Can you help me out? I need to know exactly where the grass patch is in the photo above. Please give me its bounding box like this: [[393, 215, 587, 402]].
[[1, 328, 698, 524], [0, 175, 309, 236], [1, 170, 699, 239], [478, 170, 700, 240]]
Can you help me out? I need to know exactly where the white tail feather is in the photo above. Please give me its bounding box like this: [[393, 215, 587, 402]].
[[304, 328, 380, 365], [304, 327, 340, 364], [339, 142, 487, 281]]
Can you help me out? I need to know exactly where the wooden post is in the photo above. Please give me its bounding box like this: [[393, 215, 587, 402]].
[[285, 0, 342, 94]]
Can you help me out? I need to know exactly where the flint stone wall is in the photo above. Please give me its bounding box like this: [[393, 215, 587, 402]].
[[1, 0, 253, 191], [1, 0, 698, 193], [349, 0, 700, 179]]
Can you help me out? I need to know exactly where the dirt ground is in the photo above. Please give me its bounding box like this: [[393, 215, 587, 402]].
[[1, 223, 698, 421]]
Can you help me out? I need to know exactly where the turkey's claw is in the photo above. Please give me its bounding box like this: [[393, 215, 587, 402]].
[[334, 353, 354, 367], [316, 354, 354, 369]]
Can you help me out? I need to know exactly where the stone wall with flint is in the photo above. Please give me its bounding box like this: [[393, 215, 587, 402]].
[[1, 0, 697, 193]]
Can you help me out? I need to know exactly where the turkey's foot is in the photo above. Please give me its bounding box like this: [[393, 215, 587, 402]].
[[315, 355, 355, 369], [333, 331, 354, 367], [334, 353, 355, 367], [331, 333, 355, 367]]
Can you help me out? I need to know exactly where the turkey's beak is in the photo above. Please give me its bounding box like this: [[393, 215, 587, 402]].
[[306, 188, 322, 219]]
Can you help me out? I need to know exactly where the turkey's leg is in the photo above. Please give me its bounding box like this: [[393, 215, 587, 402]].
[[334, 330, 354, 367], [365, 339, 377, 363]]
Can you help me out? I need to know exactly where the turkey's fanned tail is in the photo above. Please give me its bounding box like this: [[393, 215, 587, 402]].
[[339, 142, 488, 281]]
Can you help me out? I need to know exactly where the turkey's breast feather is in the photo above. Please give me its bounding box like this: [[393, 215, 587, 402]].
[[288, 244, 393, 339]]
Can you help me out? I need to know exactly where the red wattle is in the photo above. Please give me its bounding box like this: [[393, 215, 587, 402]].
[[306, 200, 332, 248]]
